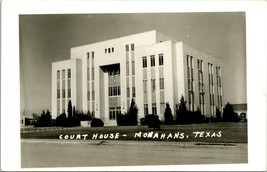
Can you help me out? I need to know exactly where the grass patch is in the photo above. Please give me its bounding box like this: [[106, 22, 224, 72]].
[[21, 122, 247, 143]]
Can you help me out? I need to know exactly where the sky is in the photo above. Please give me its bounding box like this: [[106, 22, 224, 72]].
[[19, 13, 246, 116]]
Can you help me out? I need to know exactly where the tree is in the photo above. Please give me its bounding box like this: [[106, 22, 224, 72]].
[[73, 106, 76, 119], [222, 102, 240, 122], [68, 101, 72, 119], [55, 113, 67, 127], [145, 114, 161, 130], [164, 103, 174, 125], [127, 98, 139, 125], [117, 99, 139, 126], [34, 109, 52, 127], [91, 118, 104, 127], [175, 95, 187, 124]]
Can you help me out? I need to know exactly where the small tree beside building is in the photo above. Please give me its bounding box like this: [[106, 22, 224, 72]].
[[222, 102, 240, 122], [164, 103, 174, 125], [117, 98, 138, 126]]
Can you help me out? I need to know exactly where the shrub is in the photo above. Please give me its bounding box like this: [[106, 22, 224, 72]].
[[145, 114, 161, 130], [140, 118, 146, 125], [117, 99, 138, 126], [67, 101, 73, 119], [175, 95, 187, 124], [91, 118, 104, 127], [34, 110, 52, 127], [164, 103, 174, 125], [55, 113, 68, 127], [175, 96, 208, 124], [222, 102, 240, 122]]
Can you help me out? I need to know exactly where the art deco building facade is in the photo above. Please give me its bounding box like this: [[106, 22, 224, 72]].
[[52, 30, 223, 125]]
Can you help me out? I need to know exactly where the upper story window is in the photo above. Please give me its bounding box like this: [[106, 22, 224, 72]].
[[159, 54, 164, 66], [150, 55, 155, 67], [105, 47, 115, 54], [62, 70, 65, 79], [126, 45, 129, 52], [57, 70, 60, 80], [131, 44, 134, 51], [67, 69, 71, 78], [142, 56, 147, 68]]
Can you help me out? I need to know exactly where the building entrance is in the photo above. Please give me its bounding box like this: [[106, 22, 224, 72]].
[[107, 64, 121, 120]]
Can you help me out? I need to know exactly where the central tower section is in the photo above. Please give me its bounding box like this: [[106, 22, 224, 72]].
[[100, 64, 121, 125]]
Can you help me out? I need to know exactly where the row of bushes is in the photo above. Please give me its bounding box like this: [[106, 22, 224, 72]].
[[32, 97, 240, 128]]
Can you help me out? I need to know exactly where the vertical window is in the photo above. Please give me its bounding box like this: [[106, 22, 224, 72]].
[[67, 69, 71, 78], [144, 104, 148, 115], [126, 45, 129, 52], [87, 52, 90, 62], [132, 87, 136, 97], [151, 79, 156, 91], [152, 103, 157, 115], [92, 91, 95, 100], [87, 91, 90, 101], [118, 86, 121, 95], [142, 56, 147, 68], [87, 68, 90, 81], [132, 61, 135, 75], [62, 99, 65, 114], [57, 70, 60, 79], [92, 67, 95, 80], [159, 78, 164, 90], [131, 44, 134, 51], [62, 70, 65, 79], [68, 89, 71, 98], [62, 89, 65, 98], [143, 80, 147, 92], [92, 53, 95, 80], [112, 47, 114, 52], [67, 79, 71, 98], [57, 100, 60, 115], [150, 55, 155, 67], [57, 90, 60, 99], [187, 55, 194, 111], [126, 62, 129, 76], [127, 87, 130, 98], [159, 54, 164, 66]]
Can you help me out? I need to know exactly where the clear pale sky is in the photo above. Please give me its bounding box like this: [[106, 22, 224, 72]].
[[19, 13, 246, 116]]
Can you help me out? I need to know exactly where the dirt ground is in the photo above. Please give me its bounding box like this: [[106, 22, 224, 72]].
[[21, 139, 247, 168]]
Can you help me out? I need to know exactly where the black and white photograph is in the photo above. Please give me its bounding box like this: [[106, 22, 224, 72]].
[[1, 1, 267, 171]]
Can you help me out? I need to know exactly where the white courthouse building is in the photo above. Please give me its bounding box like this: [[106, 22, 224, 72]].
[[52, 30, 223, 125]]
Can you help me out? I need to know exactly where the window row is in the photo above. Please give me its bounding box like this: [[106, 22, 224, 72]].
[[105, 47, 114, 54], [126, 44, 135, 52], [143, 102, 170, 115], [142, 78, 164, 92], [108, 86, 121, 96], [57, 69, 71, 80], [87, 91, 95, 101], [57, 89, 71, 99], [87, 87, 95, 100], [142, 53, 164, 68], [109, 109, 121, 120]]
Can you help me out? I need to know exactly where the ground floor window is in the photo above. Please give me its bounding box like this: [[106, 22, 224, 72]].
[[152, 103, 157, 115], [109, 107, 121, 120]]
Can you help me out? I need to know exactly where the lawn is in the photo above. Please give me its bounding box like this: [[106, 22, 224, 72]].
[[21, 122, 247, 143]]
